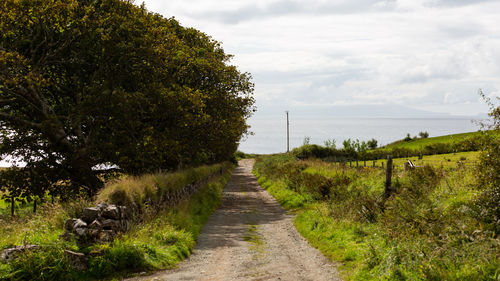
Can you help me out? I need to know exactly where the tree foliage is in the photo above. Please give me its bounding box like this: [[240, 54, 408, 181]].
[[366, 138, 377, 150], [0, 0, 255, 196], [418, 131, 429, 138], [342, 138, 368, 153]]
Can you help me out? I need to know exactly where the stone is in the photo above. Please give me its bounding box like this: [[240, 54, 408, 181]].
[[1, 245, 40, 263], [63, 204, 130, 244], [64, 250, 87, 271], [75, 227, 87, 236], [98, 230, 115, 242], [118, 206, 129, 219], [87, 229, 100, 238], [102, 205, 120, 220], [81, 207, 100, 223], [121, 220, 130, 232], [101, 219, 120, 230], [88, 219, 102, 230], [72, 219, 87, 230], [65, 218, 78, 231], [97, 202, 108, 210]]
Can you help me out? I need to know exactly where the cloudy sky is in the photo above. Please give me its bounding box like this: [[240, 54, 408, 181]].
[[142, 0, 500, 118]]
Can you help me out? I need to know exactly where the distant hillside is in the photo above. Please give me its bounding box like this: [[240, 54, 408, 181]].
[[380, 130, 494, 150]]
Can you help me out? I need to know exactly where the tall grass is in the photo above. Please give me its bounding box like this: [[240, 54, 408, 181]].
[[254, 155, 500, 281], [0, 162, 234, 280], [96, 164, 227, 213]]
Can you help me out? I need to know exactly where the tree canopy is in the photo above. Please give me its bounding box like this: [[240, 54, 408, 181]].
[[0, 0, 255, 196]]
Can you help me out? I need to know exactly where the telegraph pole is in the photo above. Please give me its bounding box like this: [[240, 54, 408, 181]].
[[286, 111, 289, 153]]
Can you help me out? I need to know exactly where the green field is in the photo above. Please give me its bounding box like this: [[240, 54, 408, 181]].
[[372, 151, 480, 169], [381, 131, 489, 150], [340, 151, 479, 171]]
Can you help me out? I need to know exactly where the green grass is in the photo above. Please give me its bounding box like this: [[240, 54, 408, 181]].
[[0, 163, 234, 280], [255, 172, 309, 209], [369, 151, 480, 169], [381, 131, 486, 150], [253, 154, 500, 281]]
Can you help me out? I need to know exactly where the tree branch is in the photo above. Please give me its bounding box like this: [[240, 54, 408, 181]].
[[0, 112, 42, 128]]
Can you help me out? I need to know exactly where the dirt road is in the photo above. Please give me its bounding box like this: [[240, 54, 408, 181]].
[[127, 159, 341, 281]]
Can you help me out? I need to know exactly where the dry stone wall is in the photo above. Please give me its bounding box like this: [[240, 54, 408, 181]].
[[0, 169, 224, 270], [63, 203, 130, 243], [142, 168, 223, 213]]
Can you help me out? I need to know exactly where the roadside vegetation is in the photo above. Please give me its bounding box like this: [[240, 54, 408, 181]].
[[0, 163, 233, 280], [292, 130, 495, 162], [0, 0, 254, 198], [234, 151, 258, 161], [0, 1, 251, 279], [253, 97, 500, 281], [254, 153, 499, 280]]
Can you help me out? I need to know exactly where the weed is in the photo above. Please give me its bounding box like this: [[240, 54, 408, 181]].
[[0, 162, 234, 280], [254, 154, 500, 281]]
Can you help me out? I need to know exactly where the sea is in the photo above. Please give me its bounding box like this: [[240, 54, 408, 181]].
[[238, 117, 483, 154]]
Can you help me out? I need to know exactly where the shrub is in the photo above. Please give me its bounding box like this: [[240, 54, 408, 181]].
[[474, 133, 500, 235], [473, 92, 500, 235], [403, 133, 412, 142], [419, 131, 429, 138], [367, 138, 378, 150]]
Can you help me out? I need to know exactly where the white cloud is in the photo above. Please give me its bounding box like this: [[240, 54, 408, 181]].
[[142, 0, 500, 116]]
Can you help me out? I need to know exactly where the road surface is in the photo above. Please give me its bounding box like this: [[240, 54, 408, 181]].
[[127, 159, 341, 281]]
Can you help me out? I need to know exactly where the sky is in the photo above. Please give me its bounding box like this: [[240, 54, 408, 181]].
[[142, 0, 500, 118]]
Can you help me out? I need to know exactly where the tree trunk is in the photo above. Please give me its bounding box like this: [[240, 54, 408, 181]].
[[33, 198, 37, 213]]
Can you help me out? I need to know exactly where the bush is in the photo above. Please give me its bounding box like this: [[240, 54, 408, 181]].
[[418, 131, 429, 138], [367, 138, 378, 150], [403, 133, 412, 142], [291, 144, 354, 160], [473, 92, 500, 235], [474, 133, 500, 234]]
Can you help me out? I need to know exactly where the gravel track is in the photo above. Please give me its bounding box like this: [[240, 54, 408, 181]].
[[126, 159, 341, 281]]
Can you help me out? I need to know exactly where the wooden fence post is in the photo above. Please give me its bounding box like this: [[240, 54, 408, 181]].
[[11, 196, 15, 217], [384, 156, 393, 199]]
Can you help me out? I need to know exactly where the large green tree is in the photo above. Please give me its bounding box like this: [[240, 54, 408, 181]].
[[0, 0, 255, 195]]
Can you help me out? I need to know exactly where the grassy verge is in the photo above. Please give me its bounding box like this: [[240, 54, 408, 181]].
[[253, 154, 500, 281], [0, 162, 233, 280]]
